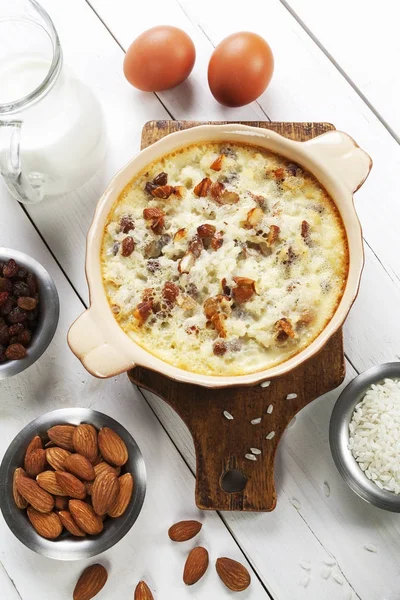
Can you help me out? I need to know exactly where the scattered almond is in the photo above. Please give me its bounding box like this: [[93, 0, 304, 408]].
[[72, 424, 98, 463], [25, 435, 43, 456], [58, 510, 86, 537], [73, 564, 108, 600], [45, 446, 71, 470], [55, 471, 86, 499], [245, 206, 263, 229], [108, 473, 134, 518], [216, 557, 251, 592], [134, 581, 154, 600], [47, 425, 76, 451], [98, 427, 128, 467], [92, 471, 120, 516], [64, 453, 96, 481], [12, 467, 28, 509], [168, 520, 203, 542], [16, 477, 54, 513], [37, 471, 68, 496], [183, 546, 209, 585], [27, 507, 63, 539], [24, 448, 47, 478], [69, 500, 104, 535]]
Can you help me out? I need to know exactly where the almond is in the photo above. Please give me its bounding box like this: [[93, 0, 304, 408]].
[[69, 500, 104, 535], [183, 546, 209, 585], [64, 453, 96, 481], [168, 520, 202, 542], [58, 510, 86, 537], [25, 435, 43, 456], [108, 473, 134, 518], [47, 425, 76, 451], [16, 477, 54, 513], [27, 507, 63, 539], [215, 557, 251, 592], [73, 564, 108, 600], [134, 581, 154, 600], [37, 471, 68, 496], [93, 462, 120, 478], [85, 481, 94, 496], [12, 467, 28, 509], [46, 446, 71, 470], [72, 424, 98, 463], [24, 448, 46, 478], [98, 427, 128, 467], [54, 495, 69, 511], [193, 177, 211, 197], [92, 471, 119, 516], [210, 155, 223, 171], [55, 471, 86, 499]]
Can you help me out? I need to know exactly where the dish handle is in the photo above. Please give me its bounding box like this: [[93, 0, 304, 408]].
[[68, 309, 135, 378], [303, 130, 372, 193]]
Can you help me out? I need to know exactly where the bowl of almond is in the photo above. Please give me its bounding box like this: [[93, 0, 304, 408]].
[[0, 408, 146, 559]]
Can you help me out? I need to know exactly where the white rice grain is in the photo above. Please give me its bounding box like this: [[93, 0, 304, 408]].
[[245, 453, 257, 461], [223, 410, 234, 420], [267, 404, 274, 414], [349, 378, 400, 493], [251, 417, 261, 425], [260, 380, 271, 388], [286, 393, 298, 400], [266, 431, 275, 440], [250, 448, 261, 455]]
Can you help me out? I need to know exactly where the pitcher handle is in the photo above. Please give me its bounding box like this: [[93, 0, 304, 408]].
[[0, 120, 47, 204]]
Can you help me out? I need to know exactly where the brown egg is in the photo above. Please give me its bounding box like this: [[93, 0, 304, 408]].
[[208, 32, 274, 107], [123, 26, 196, 92]]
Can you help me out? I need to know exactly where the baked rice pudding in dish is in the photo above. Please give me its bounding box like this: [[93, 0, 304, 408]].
[[101, 142, 349, 376]]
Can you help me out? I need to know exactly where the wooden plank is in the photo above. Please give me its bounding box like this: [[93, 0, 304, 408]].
[[284, 0, 400, 139], [134, 119, 344, 512]]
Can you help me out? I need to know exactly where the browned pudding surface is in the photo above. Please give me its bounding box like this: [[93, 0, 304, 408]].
[[101, 142, 348, 375]]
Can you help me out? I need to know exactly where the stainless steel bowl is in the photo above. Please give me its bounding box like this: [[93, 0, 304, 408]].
[[330, 362, 400, 512], [0, 408, 147, 560], [0, 248, 59, 379]]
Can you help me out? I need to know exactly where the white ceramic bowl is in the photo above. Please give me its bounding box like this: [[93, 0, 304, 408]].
[[68, 124, 372, 388]]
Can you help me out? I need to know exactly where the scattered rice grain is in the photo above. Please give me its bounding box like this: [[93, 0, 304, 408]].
[[323, 481, 331, 497], [251, 417, 261, 425], [333, 572, 344, 585], [245, 453, 257, 461], [260, 380, 271, 388], [290, 497, 301, 510], [266, 431, 275, 440], [223, 410, 234, 420], [300, 560, 312, 571], [250, 447, 261, 455], [324, 557, 336, 566], [267, 404, 274, 414], [286, 393, 298, 400], [320, 567, 331, 579], [299, 575, 310, 588], [364, 543, 377, 553]]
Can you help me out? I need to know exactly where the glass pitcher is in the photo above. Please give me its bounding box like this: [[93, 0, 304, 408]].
[[0, 0, 106, 204]]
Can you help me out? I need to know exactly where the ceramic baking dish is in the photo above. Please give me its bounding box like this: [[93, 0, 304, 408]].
[[68, 123, 372, 388]]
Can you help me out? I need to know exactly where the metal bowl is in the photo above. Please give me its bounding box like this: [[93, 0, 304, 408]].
[[330, 362, 400, 512], [0, 408, 147, 559], [0, 248, 59, 379]]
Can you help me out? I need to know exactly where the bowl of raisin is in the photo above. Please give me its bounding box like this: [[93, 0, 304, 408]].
[[0, 249, 59, 378]]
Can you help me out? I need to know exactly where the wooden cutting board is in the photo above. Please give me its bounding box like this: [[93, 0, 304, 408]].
[[128, 120, 345, 512]]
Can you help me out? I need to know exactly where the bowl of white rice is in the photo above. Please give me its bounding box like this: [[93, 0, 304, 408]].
[[330, 363, 400, 512]]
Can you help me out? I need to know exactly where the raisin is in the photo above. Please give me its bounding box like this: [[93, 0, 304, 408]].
[[17, 329, 32, 346], [16, 267, 28, 280], [8, 307, 28, 324], [145, 181, 157, 195], [0, 297, 14, 316], [0, 277, 12, 293], [120, 215, 135, 234], [17, 297, 37, 310], [9, 323, 24, 336], [0, 323, 10, 345], [9, 336, 18, 344], [13, 281, 30, 297], [3, 259, 19, 278], [26, 272, 37, 295], [26, 307, 38, 321], [5, 343, 26, 360], [0, 344, 6, 362], [147, 260, 160, 273], [153, 172, 168, 186], [286, 162, 301, 177], [220, 146, 237, 158], [213, 340, 227, 356], [121, 236, 135, 257], [0, 292, 9, 306], [162, 282, 179, 305]]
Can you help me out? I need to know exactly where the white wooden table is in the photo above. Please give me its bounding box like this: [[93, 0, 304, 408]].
[[1, 1, 400, 598]]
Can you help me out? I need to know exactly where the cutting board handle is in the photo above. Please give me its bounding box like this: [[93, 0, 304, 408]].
[[128, 332, 344, 512]]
